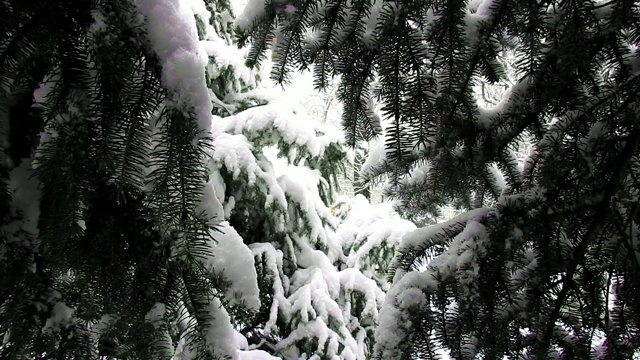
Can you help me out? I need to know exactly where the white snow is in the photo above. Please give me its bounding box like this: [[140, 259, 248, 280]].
[[202, 40, 256, 91], [220, 100, 344, 158], [488, 162, 507, 194], [360, 139, 386, 178], [242, 194, 399, 359], [237, 349, 282, 360], [42, 302, 75, 334], [145, 302, 166, 328], [196, 177, 226, 224], [210, 131, 288, 209], [89, 9, 107, 35], [129, 2, 418, 358], [467, 0, 484, 12], [3, 159, 41, 242], [397, 208, 487, 259], [335, 195, 417, 289], [92, 313, 119, 336], [134, 0, 213, 136], [204, 298, 238, 359], [205, 222, 261, 311], [399, 160, 430, 186], [338, 268, 386, 319], [233, 329, 250, 351], [476, 75, 532, 128], [464, 3, 490, 49], [475, 0, 499, 15], [249, 195, 416, 358], [284, 4, 297, 15], [375, 208, 491, 358], [235, 0, 268, 32], [277, 165, 336, 246], [249, 243, 290, 337]]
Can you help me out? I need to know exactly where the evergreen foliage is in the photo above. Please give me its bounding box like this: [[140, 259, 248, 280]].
[[0, 0, 235, 358], [238, 0, 640, 358], [0, 0, 407, 359], [207, 62, 403, 358]]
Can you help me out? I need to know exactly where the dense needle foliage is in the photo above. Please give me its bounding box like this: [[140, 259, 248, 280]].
[[0, 0, 234, 358], [0, 0, 405, 359], [238, 0, 640, 358]]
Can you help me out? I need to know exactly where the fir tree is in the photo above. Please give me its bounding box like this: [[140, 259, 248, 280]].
[[238, 0, 640, 358], [1, 0, 241, 358], [1, 0, 403, 358], [195, 4, 373, 357], [206, 49, 399, 358]]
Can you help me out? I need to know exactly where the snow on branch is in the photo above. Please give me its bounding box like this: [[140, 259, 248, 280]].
[[335, 195, 417, 290], [235, 0, 268, 33], [218, 100, 345, 162], [391, 207, 489, 281], [203, 223, 261, 312], [374, 209, 491, 358], [134, 0, 213, 136]]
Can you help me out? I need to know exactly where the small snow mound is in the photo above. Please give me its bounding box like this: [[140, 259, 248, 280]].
[[144, 302, 166, 328], [42, 302, 75, 334], [238, 349, 282, 360]]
